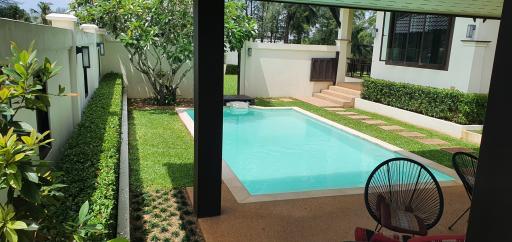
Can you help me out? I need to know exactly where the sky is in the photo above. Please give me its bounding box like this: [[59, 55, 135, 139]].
[[19, 0, 72, 12]]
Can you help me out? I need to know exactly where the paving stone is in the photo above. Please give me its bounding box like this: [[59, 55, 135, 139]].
[[347, 115, 371, 120], [398, 131, 426, 138], [378, 125, 405, 131], [325, 107, 346, 111], [279, 98, 294, 102], [362, 120, 387, 125], [417, 139, 450, 145], [441, 147, 475, 154], [337, 111, 358, 115]]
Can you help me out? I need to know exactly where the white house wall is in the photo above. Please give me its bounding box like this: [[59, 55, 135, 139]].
[[240, 42, 337, 97], [371, 12, 499, 94], [0, 18, 102, 160], [101, 40, 194, 99]]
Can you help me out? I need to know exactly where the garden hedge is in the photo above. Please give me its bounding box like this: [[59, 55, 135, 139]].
[[225, 64, 239, 75], [361, 77, 487, 125], [55, 73, 123, 239]]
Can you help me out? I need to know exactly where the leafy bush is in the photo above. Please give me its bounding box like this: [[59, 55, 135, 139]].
[[225, 64, 238, 75], [361, 77, 487, 125], [54, 73, 123, 239]]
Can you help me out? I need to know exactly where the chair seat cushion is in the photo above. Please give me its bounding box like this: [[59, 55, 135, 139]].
[[378, 196, 428, 235]]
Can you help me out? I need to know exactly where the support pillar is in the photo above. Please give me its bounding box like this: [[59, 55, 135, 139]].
[[335, 8, 353, 85], [193, 0, 224, 218], [466, 1, 512, 241]]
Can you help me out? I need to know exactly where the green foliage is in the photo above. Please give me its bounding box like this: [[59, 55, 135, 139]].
[[0, 204, 28, 242], [30, 2, 53, 25], [361, 77, 488, 125], [54, 73, 123, 240], [72, 0, 193, 105], [351, 10, 376, 60], [225, 65, 239, 75], [224, 0, 257, 52], [0, 1, 31, 22], [65, 201, 105, 242]]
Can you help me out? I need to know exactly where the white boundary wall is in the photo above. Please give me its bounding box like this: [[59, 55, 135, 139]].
[[355, 98, 482, 140], [240, 42, 337, 97], [0, 17, 102, 160], [371, 12, 500, 94]]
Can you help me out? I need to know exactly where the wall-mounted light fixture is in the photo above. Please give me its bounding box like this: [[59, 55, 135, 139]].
[[97, 42, 105, 56], [466, 24, 477, 39], [247, 48, 252, 57], [76, 46, 90, 97], [371, 27, 379, 38], [76, 46, 91, 68]]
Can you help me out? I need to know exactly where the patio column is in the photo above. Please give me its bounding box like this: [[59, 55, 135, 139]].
[[466, 1, 512, 241], [193, 0, 224, 218], [335, 8, 353, 85]]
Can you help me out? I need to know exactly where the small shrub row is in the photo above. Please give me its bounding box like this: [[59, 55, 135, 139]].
[[225, 64, 239, 75], [361, 77, 488, 125], [55, 73, 123, 239]]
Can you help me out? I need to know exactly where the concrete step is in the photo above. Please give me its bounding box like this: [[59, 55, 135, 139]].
[[321, 89, 359, 100], [329, 85, 361, 97], [313, 93, 352, 107], [294, 96, 342, 108]]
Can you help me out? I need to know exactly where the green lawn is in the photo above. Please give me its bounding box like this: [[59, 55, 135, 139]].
[[224, 74, 237, 95], [256, 98, 480, 168], [129, 107, 194, 191]]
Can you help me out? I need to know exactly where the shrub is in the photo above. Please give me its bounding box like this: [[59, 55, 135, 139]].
[[54, 73, 123, 239], [361, 77, 488, 125], [225, 64, 239, 75]]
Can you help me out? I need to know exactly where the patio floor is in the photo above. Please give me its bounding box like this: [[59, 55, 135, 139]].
[[187, 183, 468, 242]]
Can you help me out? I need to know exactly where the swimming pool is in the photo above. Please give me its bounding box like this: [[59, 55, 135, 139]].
[[183, 107, 454, 199]]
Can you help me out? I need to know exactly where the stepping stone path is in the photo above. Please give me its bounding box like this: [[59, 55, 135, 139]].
[[441, 147, 475, 154], [326, 108, 346, 111], [398, 131, 426, 138], [347, 115, 371, 120], [337, 111, 358, 115], [417, 139, 449, 145], [362, 120, 387, 125], [279, 98, 294, 102], [379, 125, 405, 131]]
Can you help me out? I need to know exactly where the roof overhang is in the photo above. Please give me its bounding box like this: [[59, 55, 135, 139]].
[[263, 0, 504, 19]]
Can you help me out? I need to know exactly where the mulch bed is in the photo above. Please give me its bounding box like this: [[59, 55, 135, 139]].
[[129, 98, 193, 110]]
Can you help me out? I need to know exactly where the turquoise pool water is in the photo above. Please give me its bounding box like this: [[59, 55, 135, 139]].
[[185, 108, 453, 195]]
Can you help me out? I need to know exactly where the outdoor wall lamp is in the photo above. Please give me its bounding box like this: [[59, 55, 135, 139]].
[[466, 24, 477, 39], [248, 47, 252, 57], [76, 46, 91, 68], [97, 43, 105, 56]]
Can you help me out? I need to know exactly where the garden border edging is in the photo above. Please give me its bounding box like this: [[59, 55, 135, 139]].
[[117, 86, 130, 239], [354, 98, 482, 143]]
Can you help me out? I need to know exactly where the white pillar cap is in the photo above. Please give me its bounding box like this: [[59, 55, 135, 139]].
[[80, 24, 100, 33]]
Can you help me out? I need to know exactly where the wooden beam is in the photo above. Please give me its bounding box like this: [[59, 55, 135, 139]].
[[193, 0, 224, 218], [466, 0, 512, 241]]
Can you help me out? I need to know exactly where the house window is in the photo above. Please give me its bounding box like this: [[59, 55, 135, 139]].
[[386, 12, 453, 70]]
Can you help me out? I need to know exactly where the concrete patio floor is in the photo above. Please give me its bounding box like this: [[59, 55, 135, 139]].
[[187, 183, 469, 242]]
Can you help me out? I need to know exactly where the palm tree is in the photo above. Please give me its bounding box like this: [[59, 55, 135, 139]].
[[31, 2, 53, 25]]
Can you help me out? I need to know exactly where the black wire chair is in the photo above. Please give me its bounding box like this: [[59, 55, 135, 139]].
[[364, 158, 444, 236], [448, 152, 478, 230]]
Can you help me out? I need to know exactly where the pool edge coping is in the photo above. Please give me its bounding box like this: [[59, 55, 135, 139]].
[[176, 106, 461, 203]]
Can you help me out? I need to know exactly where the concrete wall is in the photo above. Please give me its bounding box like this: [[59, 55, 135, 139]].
[[0, 18, 102, 160], [371, 12, 500, 94], [100, 40, 194, 99], [239, 42, 337, 97]]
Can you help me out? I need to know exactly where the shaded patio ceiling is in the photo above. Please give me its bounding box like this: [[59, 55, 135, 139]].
[[264, 0, 504, 18]]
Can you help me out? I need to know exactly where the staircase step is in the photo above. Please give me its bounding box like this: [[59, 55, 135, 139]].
[[329, 86, 361, 97], [313, 93, 352, 107], [294, 96, 342, 108], [321, 89, 359, 100]]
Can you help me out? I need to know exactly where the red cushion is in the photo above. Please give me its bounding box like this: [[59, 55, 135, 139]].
[[408, 235, 466, 242], [370, 233, 400, 242]]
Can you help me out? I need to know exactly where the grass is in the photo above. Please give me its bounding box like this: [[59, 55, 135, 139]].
[[256, 98, 480, 168], [129, 107, 194, 191], [224, 74, 237, 95]]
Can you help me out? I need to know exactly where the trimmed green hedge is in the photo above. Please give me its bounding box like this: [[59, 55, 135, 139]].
[[55, 73, 123, 239], [361, 77, 487, 125]]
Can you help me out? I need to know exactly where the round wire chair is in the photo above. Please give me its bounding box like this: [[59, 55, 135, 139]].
[[448, 152, 478, 230], [364, 158, 444, 236]]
